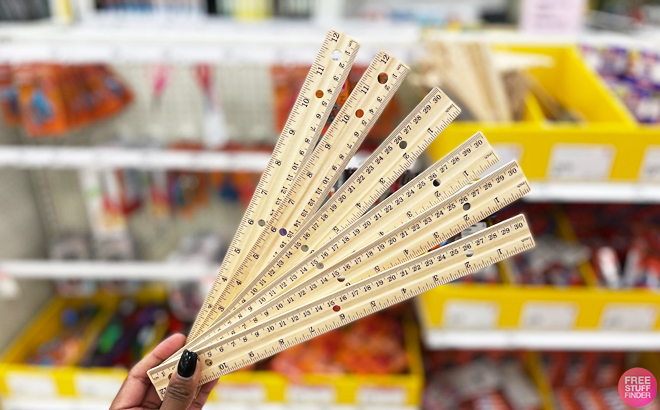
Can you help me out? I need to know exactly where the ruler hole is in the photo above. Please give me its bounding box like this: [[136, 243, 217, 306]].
[[279, 228, 287, 236], [463, 203, 470, 211], [399, 141, 407, 149], [333, 305, 341, 312], [331, 49, 342, 61], [355, 109, 364, 118], [337, 275, 345, 282], [316, 263, 324, 269], [466, 250, 474, 257], [301, 245, 309, 252], [378, 73, 388, 84], [315, 90, 324, 98], [258, 219, 266, 227], [205, 359, 213, 366], [433, 179, 441, 187], [168, 373, 172, 380]]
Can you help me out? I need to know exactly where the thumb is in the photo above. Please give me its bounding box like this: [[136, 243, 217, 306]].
[[160, 349, 201, 410]]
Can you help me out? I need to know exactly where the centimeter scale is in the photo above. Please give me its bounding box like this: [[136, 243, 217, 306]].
[[148, 30, 535, 398]]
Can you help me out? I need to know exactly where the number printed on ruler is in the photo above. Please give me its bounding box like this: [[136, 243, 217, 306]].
[[191, 51, 411, 338], [188, 30, 359, 340], [164, 133, 499, 359], [149, 215, 535, 396]]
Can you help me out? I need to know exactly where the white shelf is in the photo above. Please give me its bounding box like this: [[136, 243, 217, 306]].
[[525, 181, 660, 203], [0, 20, 420, 64], [0, 146, 372, 172], [0, 146, 271, 172], [422, 328, 660, 351], [0, 260, 216, 281]]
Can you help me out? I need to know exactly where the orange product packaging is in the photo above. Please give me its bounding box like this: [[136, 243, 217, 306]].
[[13, 64, 70, 136], [59, 66, 93, 129], [84, 65, 133, 120], [0, 64, 21, 126]]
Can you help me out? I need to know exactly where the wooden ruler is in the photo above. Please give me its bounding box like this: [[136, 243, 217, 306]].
[[190, 52, 410, 338], [188, 30, 359, 340], [149, 214, 534, 397], [158, 159, 525, 360]]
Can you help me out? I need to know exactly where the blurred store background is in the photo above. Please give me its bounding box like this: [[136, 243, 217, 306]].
[[0, 0, 659, 409]]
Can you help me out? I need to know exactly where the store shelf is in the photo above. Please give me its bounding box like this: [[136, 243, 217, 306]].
[[0, 20, 419, 64], [0, 146, 271, 171], [421, 329, 660, 351], [0, 260, 216, 281], [0, 146, 372, 172], [525, 181, 660, 203]]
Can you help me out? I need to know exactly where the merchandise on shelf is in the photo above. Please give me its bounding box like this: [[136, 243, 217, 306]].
[[82, 298, 190, 368], [0, 0, 50, 21], [562, 204, 660, 289], [26, 305, 99, 366], [266, 311, 409, 378], [541, 351, 660, 410], [581, 44, 660, 124], [423, 350, 543, 410], [0, 64, 133, 137], [497, 203, 660, 289], [414, 42, 566, 123]]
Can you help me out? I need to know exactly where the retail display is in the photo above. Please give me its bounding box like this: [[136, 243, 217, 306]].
[[145, 30, 533, 398], [0, 4, 659, 409]]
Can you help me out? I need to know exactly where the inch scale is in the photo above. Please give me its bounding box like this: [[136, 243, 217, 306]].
[[150, 215, 534, 396], [148, 29, 535, 399]]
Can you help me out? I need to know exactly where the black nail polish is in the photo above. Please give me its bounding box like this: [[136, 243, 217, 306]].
[[178, 350, 198, 378]]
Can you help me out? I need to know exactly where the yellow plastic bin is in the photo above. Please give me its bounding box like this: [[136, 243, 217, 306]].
[[415, 206, 660, 350], [1, 292, 424, 407], [427, 45, 659, 182]]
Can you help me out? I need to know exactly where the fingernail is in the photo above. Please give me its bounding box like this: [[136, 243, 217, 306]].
[[178, 349, 198, 378]]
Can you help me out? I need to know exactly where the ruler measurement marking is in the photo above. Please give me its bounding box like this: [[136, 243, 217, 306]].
[[150, 216, 534, 394]]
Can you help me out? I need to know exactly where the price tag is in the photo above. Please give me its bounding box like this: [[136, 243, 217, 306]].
[[600, 304, 659, 331], [442, 300, 499, 329], [75, 374, 123, 398], [519, 0, 587, 34], [521, 302, 577, 329], [287, 384, 336, 404], [6, 372, 57, 397], [357, 386, 407, 405], [215, 384, 266, 402], [548, 144, 615, 180], [640, 146, 660, 181]]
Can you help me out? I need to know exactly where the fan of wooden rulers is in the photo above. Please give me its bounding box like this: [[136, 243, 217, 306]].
[[148, 30, 535, 398]]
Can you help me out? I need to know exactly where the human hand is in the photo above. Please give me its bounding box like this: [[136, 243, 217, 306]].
[[110, 333, 218, 410]]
